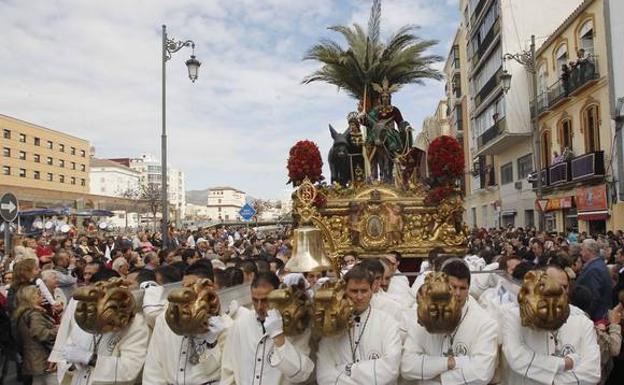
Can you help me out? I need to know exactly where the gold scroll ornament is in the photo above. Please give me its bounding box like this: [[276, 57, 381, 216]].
[[518, 270, 570, 331], [73, 278, 136, 334], [165, 279, 221, 336]]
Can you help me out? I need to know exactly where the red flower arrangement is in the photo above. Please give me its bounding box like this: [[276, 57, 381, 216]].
[[287, 140, 324, 186], [425, 136, 464, 204], [427, 135, 464, 180], [424, 186, 456, 205]]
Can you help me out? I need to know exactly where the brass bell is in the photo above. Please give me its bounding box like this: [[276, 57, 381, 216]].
[[285, 226, 333, 273]]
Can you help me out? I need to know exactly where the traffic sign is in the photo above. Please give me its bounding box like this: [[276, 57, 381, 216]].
[[239, 203, 257, 221], [0, 192, 19, 222]]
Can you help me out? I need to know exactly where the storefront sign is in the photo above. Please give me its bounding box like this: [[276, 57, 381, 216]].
[[576, 184, 609, 221], [545, 196, 574, 211]]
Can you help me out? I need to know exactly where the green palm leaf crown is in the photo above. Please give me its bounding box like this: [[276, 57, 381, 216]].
[[303, 0, 443, 105]]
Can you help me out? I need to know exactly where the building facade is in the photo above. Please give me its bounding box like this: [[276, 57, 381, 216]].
[[89, 158, 140, 198], [458, 0, 583, 229], [532, 0, 622, 233], [605, 0, 624, 229], [443, 22, 472, 209], [206, 186, 246, 222], [112, 154, 186, 221], [1, 114, 90, 194]]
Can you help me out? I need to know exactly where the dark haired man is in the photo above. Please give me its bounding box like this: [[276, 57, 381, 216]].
[[142, 261, 231, 384], [316, 265, 401, 384], [401, 260, 498, 384], [360, 259, 404, 326], [384, 252, 413, 308], [221, 271, 314, 384]]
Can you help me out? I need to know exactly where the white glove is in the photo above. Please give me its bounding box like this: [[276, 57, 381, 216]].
[[264, 309, 284, 338], [63, 345, 92, 365], [283, 273, 305, 287], [205, 316, 226, 344], [316, 277, 331, 287]]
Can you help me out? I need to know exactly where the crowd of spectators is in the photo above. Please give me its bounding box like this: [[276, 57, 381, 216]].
[[0, 225, 293, 384]]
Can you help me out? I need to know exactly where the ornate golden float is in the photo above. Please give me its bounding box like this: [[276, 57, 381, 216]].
[[292, 178, 468, 259]]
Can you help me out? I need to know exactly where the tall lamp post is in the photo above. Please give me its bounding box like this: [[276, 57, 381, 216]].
[[499, 34, 545, 231], [161, 24, 200, 248]]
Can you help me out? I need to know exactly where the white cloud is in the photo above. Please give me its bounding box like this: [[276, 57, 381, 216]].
[[0, 0, 458, 199]]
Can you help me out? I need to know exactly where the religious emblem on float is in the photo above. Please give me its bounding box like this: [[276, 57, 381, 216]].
[[165, 279, 221, 336], [73, 278, 137, 334], [518, 270, 570, 331], [416, 272, 462, 334]]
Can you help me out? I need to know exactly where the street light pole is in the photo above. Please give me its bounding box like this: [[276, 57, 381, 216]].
[[161, 24, 200, 249], [500, 35, 545, 231]]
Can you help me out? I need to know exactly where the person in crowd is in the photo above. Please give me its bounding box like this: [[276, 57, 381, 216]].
[[52, 250, 77, 302], [238, 260, 258, 284], [570, 285, 622, 385], [143, 262, 230, 384], [221, 271, 314, 384], [111, 257, 129, 278], [401, 260, 498, 384], [81, 261, 101, 286], [143, 251, 160, 270], [58, 269, 149, 385], [316, 265, 401, 384], [384, 251, 413, 308], [359, 259, 404, 326], [577, 238, 613, 320], [502, 269, 601, 385], [9, 259, 58, 314], [13, 285, 58, 385]]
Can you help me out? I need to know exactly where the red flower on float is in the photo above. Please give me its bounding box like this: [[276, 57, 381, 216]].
[[287, 140, 324, 185], [427, 135, 465, 180], [425, 136, 464, 204]]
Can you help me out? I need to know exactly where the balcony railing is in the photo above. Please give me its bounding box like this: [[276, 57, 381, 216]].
[[571, 150, 605, 181], [477, 117, 506, 150], [473, 19, 500, 64], [531, 59, 599, 117], [549, 161, 570, 185], [530, 150, 605, 188], [474, 69, 501, 108]]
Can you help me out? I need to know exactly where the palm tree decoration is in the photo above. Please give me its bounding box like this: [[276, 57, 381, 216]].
[[303, 0, 443, 107]]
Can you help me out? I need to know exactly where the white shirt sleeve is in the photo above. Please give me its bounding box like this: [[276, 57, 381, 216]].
[[350, 317, 401, 385], [553, 316, 601, 385], [91, 314, 150, 384], [268, 334, 314, 383], [501, 308, 564, 384], [439, 315, 498, 385]]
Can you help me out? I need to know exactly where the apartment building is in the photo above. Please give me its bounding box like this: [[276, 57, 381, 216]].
[[1, 114, 90, 194], [531, 0, 621, 233], [207, 186, 246, 222], [89, 158, 140, 198], [461, 0, 582, 228]]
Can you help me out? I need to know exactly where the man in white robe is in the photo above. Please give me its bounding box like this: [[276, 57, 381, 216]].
[[142, 262, 231, 385], [316, 265, 401, 385], [384, 252, 414, 308], [61, 312, 150, 385], [221, 271, 314, 385], [401, 260, 498, 385], [56, 268, 151, 385], [501, 269, 601, 385]]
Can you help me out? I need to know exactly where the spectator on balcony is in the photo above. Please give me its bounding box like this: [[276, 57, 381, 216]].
[[561, 64, 571, 95], [553, 151, 563, 164]]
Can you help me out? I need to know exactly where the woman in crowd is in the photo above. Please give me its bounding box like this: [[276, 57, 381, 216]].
[[13, 285, 58, 385]]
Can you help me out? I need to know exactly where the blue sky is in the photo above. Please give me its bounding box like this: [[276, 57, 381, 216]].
[[0, 0, 460, 199]]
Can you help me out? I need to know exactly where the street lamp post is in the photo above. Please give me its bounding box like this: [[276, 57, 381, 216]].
[[499, 35, 545, 231], [161, 24, 200, 248]]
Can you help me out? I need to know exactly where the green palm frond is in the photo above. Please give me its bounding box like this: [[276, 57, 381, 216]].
[[302, 0, 442, 102]]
